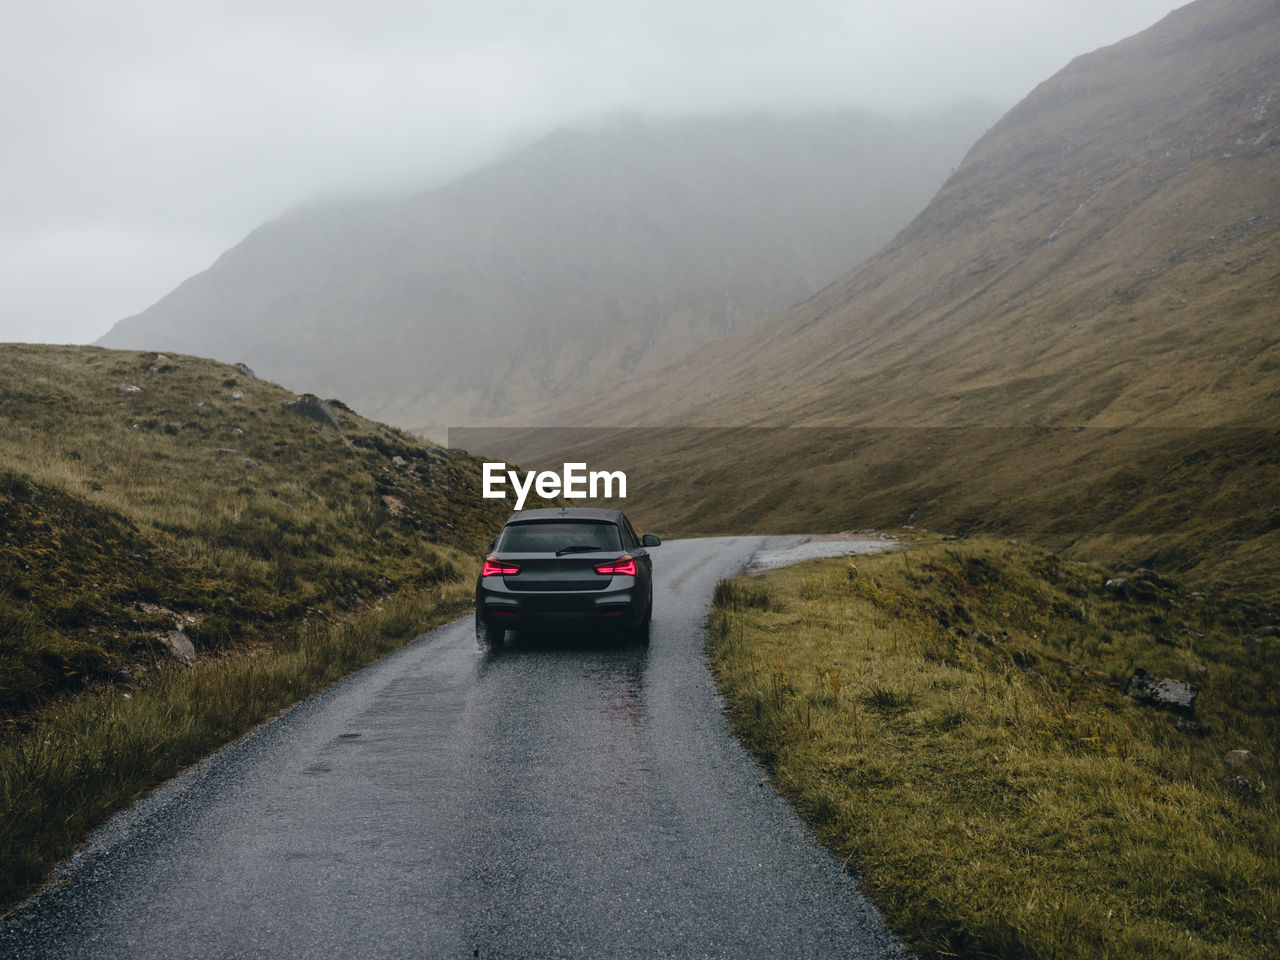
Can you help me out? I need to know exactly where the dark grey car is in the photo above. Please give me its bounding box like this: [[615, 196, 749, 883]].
[[475, 507, 660, 645]]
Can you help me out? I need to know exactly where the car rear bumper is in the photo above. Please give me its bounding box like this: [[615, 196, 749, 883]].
[[476, 577, 647, 630]]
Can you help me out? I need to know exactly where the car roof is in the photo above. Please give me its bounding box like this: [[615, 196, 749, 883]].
[[504, 507, 625, 525]]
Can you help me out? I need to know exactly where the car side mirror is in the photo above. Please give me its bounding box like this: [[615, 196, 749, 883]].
[[642, 534, 661, 547], [489, 537, 497, 551]]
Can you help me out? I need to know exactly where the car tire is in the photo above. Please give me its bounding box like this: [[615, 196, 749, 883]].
[[476, 614, 505, 648], [629, 599, 652, 646]]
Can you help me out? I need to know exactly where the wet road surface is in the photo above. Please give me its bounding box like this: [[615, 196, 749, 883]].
[[1, 536, 909, 959]]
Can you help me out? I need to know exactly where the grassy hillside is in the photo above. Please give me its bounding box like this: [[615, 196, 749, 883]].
[[0, 342, 511, 722], [466, 0, 1280, 589], [709, 542, 1279, 959], [96, 108, 999, 437], [0, 342, 534, 908]]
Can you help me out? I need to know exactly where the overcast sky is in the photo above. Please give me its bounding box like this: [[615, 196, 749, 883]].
[[1, 0, 1185, 346]]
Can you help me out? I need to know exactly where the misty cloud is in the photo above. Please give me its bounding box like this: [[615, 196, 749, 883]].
[[1, 0, 1184, 344]]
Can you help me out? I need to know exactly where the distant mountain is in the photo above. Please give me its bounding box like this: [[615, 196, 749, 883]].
[[97, 108, 999, 436], [469, 0, 1280, 589]]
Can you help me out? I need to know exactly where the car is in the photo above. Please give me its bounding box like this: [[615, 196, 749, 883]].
[[475, 506, 660, 646]]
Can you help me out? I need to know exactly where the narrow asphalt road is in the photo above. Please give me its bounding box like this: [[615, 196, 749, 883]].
[[2, 536, 909, 959]]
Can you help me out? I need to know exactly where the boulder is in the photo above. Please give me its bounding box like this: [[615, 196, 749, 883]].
[[1132, 567, 1176, 590], [1127, 667, 1198, 715], [283, 394, 342, 432], [157, 630, 195, 664], [1105, 574, 1167, 603], [233, 362, 256, 378], [1175, 716, 1205, 736], [1223, 773, 1263, 794]]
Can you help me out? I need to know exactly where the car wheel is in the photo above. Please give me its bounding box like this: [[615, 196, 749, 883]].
[[629, 600, 652, 646], [476, 614, 505, 648]]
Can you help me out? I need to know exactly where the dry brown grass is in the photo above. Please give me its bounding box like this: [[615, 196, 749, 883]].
[[708, 540, 1279, 959], [0, 343, 523, 910]]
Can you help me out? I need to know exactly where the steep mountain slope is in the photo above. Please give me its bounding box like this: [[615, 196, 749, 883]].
[[467, 0, 1280, 588], [97, 109, 998, 436]]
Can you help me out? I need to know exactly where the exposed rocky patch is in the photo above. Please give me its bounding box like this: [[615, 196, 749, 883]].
[[282, 394, 341, 432], [1225, 748, 1252, 767], [1103, 577, 1131, 599], [1127, 667, 1198, 716], [156, 630, 196, 664]]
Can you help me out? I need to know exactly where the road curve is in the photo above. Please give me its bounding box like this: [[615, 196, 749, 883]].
[[1, 536, 909, 959]]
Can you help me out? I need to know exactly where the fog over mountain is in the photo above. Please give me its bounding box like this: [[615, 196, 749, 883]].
[[2, 2, 1185, 346], [97, 107, 998, 435]]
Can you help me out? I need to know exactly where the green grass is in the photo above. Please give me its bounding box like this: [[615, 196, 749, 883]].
[[707, 539, 1279, 960]]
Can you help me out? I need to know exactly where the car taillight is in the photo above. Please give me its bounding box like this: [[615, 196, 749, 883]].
[[595, 556, 637, 576], [482, 557, 520, 577]]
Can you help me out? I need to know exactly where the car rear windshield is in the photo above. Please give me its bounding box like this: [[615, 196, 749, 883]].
[[497, 521, 622, 553]]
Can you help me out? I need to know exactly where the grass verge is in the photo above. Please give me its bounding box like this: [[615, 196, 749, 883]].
[[0, 580, 472, 912], [708, 539, 1278, 960]]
